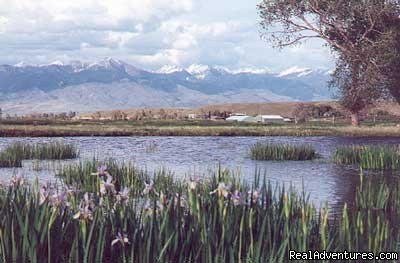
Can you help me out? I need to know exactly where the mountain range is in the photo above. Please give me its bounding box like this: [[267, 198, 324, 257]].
[[0, 58, 334, 114]]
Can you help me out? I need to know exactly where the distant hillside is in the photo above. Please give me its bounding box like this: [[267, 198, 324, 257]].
[[0, 58, 334, 114]]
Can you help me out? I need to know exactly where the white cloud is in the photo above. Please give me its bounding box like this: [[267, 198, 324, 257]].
[[0, 0, 334, 71], [0, 0, 194, 33]]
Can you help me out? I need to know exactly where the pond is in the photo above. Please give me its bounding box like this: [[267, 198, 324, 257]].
[[0, 136, 399, 212]]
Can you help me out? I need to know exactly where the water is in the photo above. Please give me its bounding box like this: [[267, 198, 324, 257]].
[[1, 136, 400, 212]]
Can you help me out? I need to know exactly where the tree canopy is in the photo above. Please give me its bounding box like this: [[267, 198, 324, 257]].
[[258, 0, 400, 125]]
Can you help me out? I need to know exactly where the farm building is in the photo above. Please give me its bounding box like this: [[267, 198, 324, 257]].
[[226, 115, 256, 122], [188, 114, 197, 119], [255, 115, 287, 124]]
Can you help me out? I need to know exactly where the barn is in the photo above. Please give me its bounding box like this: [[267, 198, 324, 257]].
[[255, 115, 286, 124]]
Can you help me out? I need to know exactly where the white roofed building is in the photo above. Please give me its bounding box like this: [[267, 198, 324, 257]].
[[256, 115, 286, 124], [226, 115, 255, 122]]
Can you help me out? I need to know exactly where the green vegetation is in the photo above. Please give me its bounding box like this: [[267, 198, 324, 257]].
[[250, 143, 318, 161], [0, 142, 79, 167], [334, 144, 400, 170], [3, 120, 400, 137], [259, 1, 400, 126], [0, 161, 398, 262]]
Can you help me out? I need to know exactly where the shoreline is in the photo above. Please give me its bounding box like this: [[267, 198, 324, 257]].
[[1, 124, 400, 137]]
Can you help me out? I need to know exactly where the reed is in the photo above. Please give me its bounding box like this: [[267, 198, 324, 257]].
[[0, 162, 398, 262], [250, 143, 318, 161], [4, 123, 400, 137], [334, 144, 400, 170], [0, 142, 79, 167]]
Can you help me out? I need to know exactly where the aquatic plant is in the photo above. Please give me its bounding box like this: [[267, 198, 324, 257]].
[[0, 162, 398, 262], [250, 143, 318, 161], [0, 142, 79, 167], [334, 144, 400, 170]]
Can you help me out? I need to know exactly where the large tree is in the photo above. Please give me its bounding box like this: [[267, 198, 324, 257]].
[[377, 16, 400, 103], [258, 0, 400, 126]]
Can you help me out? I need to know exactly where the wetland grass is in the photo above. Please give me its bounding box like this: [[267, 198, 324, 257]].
[[0, 161, 397, 262], [0, 142, 79, 167], [334, 145, 400, 170], [250, 143, 318, 161], [4, 122, 400, 137]]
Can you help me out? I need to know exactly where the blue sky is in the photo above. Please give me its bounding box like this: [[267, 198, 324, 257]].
[[0, 0, 335, 72]]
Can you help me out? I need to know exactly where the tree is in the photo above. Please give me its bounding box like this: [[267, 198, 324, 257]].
[[92, 111, 102, 120], [158, 109, 168, 120], [111, 110, 121, 121], [110, 110, 128, 121], [293, 103, 313, 123], [377, 19, 400, 102], [258, 0, 400, 126], [329, 55, 384, 125]]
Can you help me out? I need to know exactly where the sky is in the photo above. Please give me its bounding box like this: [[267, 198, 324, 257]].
[[0, 0, 335, 72]]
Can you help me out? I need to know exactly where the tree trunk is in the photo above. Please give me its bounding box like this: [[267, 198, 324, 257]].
[[351, 112, 359, 126]]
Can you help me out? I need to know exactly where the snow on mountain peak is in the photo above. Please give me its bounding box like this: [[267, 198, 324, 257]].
[[157, 65, 183, 74], [278, 66, 313, 77], [230, 67, 271, 75], [47, 60, 64, 66], [186, 64, 210, 79], [0, 59, 334, 114], [87, 57, 123, 69], [14, 61, 30, 67], [186, 64, 209, 74]]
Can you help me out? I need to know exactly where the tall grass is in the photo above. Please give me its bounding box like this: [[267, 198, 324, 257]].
[[0, 142, 79, 167], [5, 123, 400, 137], [57, 159, 177, 195], [334, 144, 400, 170], [250, 143, 318, 161], [0, 161, 398, 262]]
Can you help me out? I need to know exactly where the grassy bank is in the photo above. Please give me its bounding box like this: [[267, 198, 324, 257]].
[[2, 122, 400, 137], [0, 161, 398, 262]]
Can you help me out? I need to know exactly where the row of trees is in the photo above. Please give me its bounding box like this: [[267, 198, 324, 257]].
[[258, 0, 400, 126], [293, 103, 342, 122], [91, 109, 185, 121], [0, 111, 77, 121]]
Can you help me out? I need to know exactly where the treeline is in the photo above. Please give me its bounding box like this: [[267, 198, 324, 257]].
[[91, 109, 232, 121], [0, 108, 77, 121], [292, 103, 399, 123]]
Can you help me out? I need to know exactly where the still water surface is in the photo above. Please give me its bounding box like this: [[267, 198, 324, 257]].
[[1, 136, 399, 211]]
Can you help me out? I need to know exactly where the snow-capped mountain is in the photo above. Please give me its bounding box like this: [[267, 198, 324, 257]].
[[0, 58, 334, 114]]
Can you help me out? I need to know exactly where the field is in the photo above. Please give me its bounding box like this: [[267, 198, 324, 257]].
[[2, 101, 400, 137], [2, 121, 400, 137], [77, 101, 400, 119]]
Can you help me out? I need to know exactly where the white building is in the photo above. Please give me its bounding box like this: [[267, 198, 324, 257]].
[[226, 115, 258, 122], [188, 114, 197, 119], [256, 115, 286, 124], [226, 114, 291, 124]]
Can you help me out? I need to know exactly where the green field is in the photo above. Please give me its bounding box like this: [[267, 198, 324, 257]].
[[1, 119, 400, 137]]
